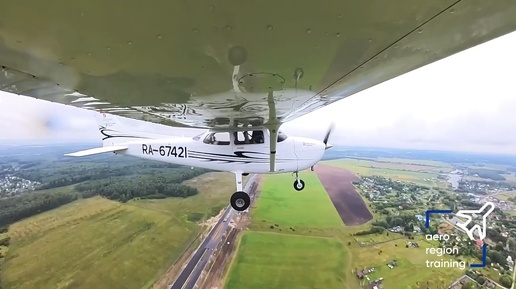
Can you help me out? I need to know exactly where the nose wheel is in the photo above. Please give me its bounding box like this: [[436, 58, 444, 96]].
[[230, 191, 250, 211], [293, 179, 305, 191], [292, 171, 305, 191]]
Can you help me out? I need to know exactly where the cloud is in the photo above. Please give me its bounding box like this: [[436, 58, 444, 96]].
[[283, 96, 516, 153], [0, 94, 98, 141], [281, 31, 516, 154]]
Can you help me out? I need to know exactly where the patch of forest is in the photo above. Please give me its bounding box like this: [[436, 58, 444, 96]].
[[467, 168, 507, 181], [75, 167, 207, 201], [0, 191, 78, 227], [0, 166, 208, 227], [17, 162, 194, 188], [1, 147, 212, 227]]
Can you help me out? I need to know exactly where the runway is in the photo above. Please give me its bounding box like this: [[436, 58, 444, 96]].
[[170, 175, 257, 289]]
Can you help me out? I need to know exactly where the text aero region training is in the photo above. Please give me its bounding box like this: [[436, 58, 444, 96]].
[[425, 234, 466, 270]]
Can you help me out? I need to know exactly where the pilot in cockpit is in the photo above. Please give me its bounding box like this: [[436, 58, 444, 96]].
[[243, 131, 252, 144], [233, 131, 264, 145], [206, 134, 217, 144], [251, 130, 264, 144]]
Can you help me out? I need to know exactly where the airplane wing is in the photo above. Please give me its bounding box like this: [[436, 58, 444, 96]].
[[1, 0, 515, 129], [64, 145, 128, 157]]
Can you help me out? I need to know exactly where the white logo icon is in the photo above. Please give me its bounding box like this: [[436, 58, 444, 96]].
[[455, 202, 495, 241]]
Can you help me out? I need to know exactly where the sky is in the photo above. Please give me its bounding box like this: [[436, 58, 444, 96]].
[[1, 31, 516, 154]]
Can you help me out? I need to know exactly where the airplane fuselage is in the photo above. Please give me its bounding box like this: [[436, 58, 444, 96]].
[[66, 114, 332, 211], [115, 132, 325, 174]]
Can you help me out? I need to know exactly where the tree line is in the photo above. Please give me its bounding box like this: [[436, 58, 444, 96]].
[[75, 167, 207, 202], [355, 214, 424, 236], [18, 162, 187, 190], [0, 166, 209, 226], [467, 168, 507, 181], [0, 191, 78, 227]]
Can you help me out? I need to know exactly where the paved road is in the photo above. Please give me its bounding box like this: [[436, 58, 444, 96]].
[[170, 175, 257, 289]]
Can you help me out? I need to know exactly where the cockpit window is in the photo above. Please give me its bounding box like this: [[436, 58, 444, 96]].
[[203, 132, 230, 145], [277, 131, 288, 142], [234, 130, 265, 145], [192, 133, 204, 141]]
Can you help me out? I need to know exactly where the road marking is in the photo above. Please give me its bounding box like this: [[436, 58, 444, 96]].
[[171, 175, 257, 289], [179, 209, 231, 289], [181, 248, 209, 289]]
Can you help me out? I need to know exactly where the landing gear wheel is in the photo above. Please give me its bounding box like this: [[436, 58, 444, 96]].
[[230, 191, 250, 211], [293, 179, 305, 191]]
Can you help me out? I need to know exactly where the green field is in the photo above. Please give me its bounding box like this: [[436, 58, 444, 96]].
[[502, 174, 516, 184], [323, 158, 450, 187], [349, 236, 475, 288], [353, 233, 403, 245], [225, 171, 352, 289], [225, 158, 476, 289], [250, 172, 343, 232], [375, 158, 454, 169], [1, 172, 235, 289], [225, 232, 348, 289], [493, 191, 516, 202]]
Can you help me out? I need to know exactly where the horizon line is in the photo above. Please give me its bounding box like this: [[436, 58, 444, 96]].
[[2, 140, 516, 158]]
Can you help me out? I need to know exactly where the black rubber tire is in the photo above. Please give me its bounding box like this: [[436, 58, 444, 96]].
[[230, 191, 250, 211], [293, 179, 305, 191]]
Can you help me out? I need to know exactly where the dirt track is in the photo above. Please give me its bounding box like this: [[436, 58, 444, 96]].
[[314, 164, 373, 226], [200, 227, 240, 289]]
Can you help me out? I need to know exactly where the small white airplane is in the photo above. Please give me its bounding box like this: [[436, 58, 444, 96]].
[[65, 112, 335, 211]]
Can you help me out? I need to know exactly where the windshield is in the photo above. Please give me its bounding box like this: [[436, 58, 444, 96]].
[[277, 131, 288, 142], [192, 133, 204, 141]]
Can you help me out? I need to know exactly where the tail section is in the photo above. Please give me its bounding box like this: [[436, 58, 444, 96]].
[[96, 112, 175, 146], [96, 112, 133, 146], [97, 112, 152, 146], [96, 112, 129, 133], [64, 113, 137, 157]]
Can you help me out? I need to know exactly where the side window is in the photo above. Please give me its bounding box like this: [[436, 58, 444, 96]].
[[234, 130, 265, 145], [192, 133, 203, 141], [203, 132, 230, 145], [234, 131, 251, 145], [277, 131, 288, 142]]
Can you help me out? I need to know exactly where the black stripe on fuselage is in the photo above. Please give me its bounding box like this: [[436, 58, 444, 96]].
[[99, 127, 151, 141], [187, 151, 295, 163], [188, 152, 268, 163], [189, 150, 269, 158], [188, 155, 252, 163]]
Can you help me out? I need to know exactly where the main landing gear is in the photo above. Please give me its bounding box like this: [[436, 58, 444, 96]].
[[229, 171, 306, 211], [230, 172, 251, 211], [230, 191, 250, 211], [293, 171, 305, 191]]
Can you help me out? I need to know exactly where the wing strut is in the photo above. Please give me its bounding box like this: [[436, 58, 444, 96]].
[[268, 128, 278, 172], [265, 91, 281, 172]]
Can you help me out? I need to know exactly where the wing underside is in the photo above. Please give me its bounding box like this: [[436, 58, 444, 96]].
[[0, 0, 515, 128]]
